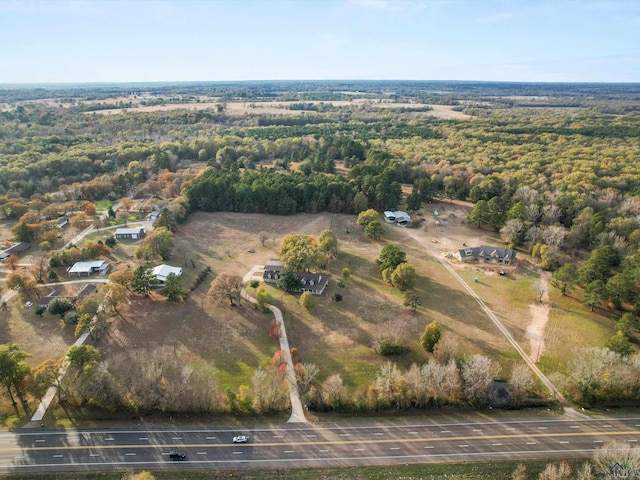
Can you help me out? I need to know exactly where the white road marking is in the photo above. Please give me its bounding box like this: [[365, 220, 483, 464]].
[[339, 434, 350, 437], [593, 440, 603, 443], [390, 447, 400, 450], [505, 428, 515, 431], [89, 453, 99, 457], [570, 426, 579, 429], [408, 431, 418, 434], [206, 436, 216, 439], [138, 437, 148, 440], [273, 435, 283, 438], [538, 427, 547, 430], [14, 456, 24, 459], [319, 449, 329, 452], [526, 442, 537, 445], [35, 440, 46, 443], [374, 433, 383, 436], [629, 440, 638, 442], [459, 445, 469, 448], [355, 448, 364, 451], [424, 446, 434, 449], [52, 455, 63, 458], [233, 451, 243, 455], [197, 452, 207, 455], [440, 430, 451, 433], [472, 429, 482, 432], [284, 450, 294, 453], [171, 437, 182, 440], [603, 425, 612, 428], [105, 437, 115, 441], [559, 441, 570, 444], [492, 443, 502, 446], [307, 434, 316, 437]]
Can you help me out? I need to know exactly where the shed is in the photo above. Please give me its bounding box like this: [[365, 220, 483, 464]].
[[114, 227, 145, 240], [0, 242, 31, 262]]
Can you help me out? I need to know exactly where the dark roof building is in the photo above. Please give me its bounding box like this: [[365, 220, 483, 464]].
[[76, 284, 97, 301], [0, 242, 31, 262], [262, 259, 328, 295], [457, 245, 516, 265]]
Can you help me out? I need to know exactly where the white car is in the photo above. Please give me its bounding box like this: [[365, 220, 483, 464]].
[[25, 301, 33, 308], [232, 435, 249, 443]]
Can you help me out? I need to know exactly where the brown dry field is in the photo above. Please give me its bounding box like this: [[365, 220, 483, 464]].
[[98, 205, 541, 391], [87, 100, 471, 120]]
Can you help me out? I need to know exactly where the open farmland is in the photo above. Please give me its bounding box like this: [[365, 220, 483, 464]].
[[96, 205, 617, 395], [88, 100, 471, 119]]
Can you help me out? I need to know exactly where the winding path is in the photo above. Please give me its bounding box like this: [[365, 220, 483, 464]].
[[242, 266, 307, 423]]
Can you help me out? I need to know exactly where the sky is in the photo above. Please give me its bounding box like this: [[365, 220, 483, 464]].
[[0, 0, 639, 84]]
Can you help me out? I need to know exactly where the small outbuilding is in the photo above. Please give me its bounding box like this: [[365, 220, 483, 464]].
[[114, 227, 145, 240]]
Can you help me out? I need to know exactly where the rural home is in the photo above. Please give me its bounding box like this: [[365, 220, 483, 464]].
[[262, 259, 329, 295], [114, 227, 145, 240], [0, 242, 31, 262], [152, 264, 182, 285], [383, 210, 413, 226], [456, 246, 517, 265], [38, 290, 66, 309], [68, 260, 110, 276]]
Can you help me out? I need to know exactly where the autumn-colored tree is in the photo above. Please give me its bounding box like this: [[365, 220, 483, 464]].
[[82, 201, 97, 217], [390, 263, 416, 291], [100, 283, 128, 313], [356, 209, 379, 226], [208, 272, 243, 306], [109, 267, 133, 288], [299, 291, 315, 310], [279, 234, 322, 272], [120, 197, 134, 212], [420, 321, 442, 353], [3, 254, 19, 271]]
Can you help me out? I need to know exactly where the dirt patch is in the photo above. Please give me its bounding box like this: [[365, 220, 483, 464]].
[[526, 272, 551, 362]]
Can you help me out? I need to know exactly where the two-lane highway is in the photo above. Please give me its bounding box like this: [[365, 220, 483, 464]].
[[1, 415, 638, 473]]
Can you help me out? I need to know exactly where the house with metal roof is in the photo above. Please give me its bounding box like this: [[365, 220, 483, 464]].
[[68, 260, 109, 276], [152, 264, 182, 284]]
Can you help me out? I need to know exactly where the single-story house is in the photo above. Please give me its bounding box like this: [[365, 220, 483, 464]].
[[39, 290, 62, 309], [68, 260, 110, 276], [56, 216, 69, 228], [76, 284, 97, 302], [262, 259, 328, 295], [457, 246, 517, 265], [152, 264, 182, 284], [114, 227, 145, 240], [383, 210, 412, 226], [0, 242, 31, 262]]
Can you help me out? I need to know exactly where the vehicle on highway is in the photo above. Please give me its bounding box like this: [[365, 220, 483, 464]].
[[169, 451, 186, 460], [232, 435, 249, 443]]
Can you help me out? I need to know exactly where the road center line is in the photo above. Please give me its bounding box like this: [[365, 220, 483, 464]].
[[125, 453, 136, 456], [138, 437, 148, 440], [390, 447, 400, 450], [197, 452, 207, 455]]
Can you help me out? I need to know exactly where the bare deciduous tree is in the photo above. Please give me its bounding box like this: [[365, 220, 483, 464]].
[[461, 355, 501, 404]]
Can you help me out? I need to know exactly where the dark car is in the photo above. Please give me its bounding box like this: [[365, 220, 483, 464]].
[[169, 451, 186, 460]]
